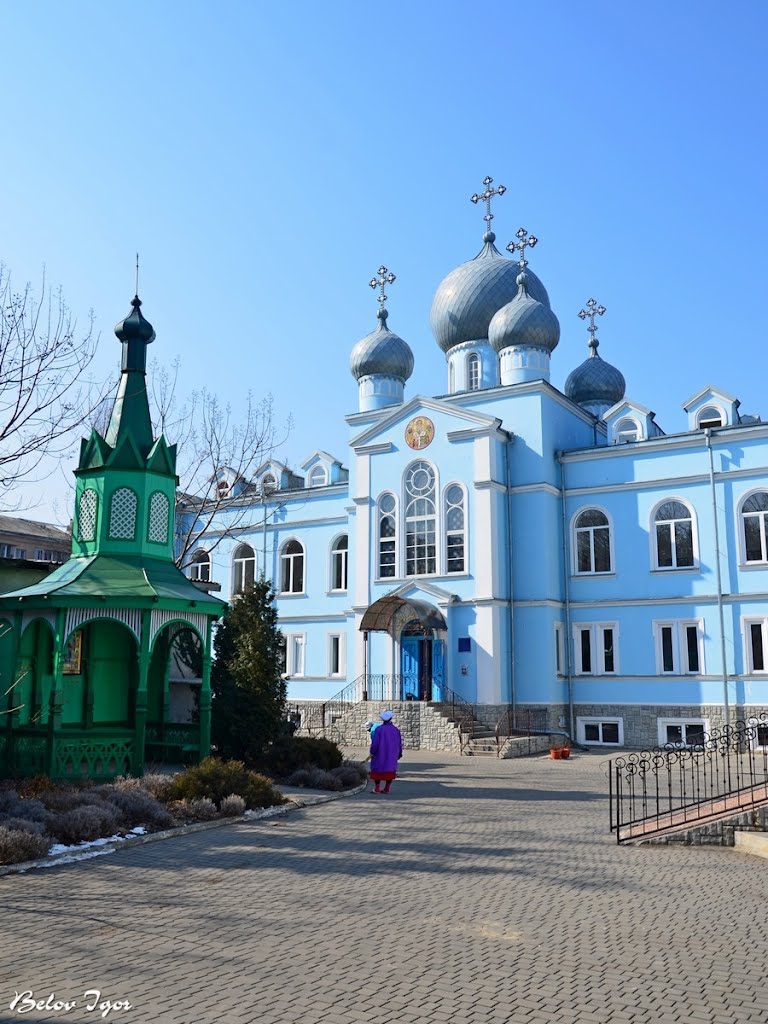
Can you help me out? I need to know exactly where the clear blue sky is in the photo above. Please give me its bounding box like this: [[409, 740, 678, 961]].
[[2, 0, 767, 520]]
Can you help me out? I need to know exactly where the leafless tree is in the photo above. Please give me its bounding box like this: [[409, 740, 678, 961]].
[[0, 265, 104, 508]]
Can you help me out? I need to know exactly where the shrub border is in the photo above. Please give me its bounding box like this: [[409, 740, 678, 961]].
[[0, 781, 367, 878]]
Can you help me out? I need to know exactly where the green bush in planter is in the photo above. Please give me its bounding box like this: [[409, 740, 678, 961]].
[[168, 758, 283, 810]]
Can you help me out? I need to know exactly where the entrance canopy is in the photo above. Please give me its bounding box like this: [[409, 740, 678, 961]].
[[360, 595, 446, 636]]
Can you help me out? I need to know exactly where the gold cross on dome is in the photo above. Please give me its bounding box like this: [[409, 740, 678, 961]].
[[369, 266, 396, 307], [470, 175, 507, 231], [506, 227, 538, 269]]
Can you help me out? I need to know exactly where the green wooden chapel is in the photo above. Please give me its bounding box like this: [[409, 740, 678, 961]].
[[0, 294, 226, 780]]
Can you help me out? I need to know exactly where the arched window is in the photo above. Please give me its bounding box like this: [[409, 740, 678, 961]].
[[405, 461, 436, 576], [308, 465, 327, 488], [742, 492, 768, 563], [467, 353, 480, 391], [78, 489, 98, 542], [148, 491, 170, 544], [281, 539, 305, 593], [444, 484, 465, 573], [216, 478, 231, 499], [378, 493, 397, 578], [109, 487, 138, 540], [614, 417, 640, 444], [233, 543, 256, 595], [654, 500, 694, 569], [188, 549, 211, 582], [261, 473, 277, 494], [330, 535, 348, 591], [448, 361, 455, 394], [574, 509, 611, 574], [697, 406, 723, 429]]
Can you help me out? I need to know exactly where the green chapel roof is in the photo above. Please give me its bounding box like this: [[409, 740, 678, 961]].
[[0, 554, 226, 613]]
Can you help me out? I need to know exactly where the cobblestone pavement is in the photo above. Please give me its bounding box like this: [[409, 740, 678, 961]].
[[1, 750, 768, 1024]]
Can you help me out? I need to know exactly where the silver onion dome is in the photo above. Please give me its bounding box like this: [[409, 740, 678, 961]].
[[350, 308, 415, 382], [488, 271, 560, 354], [564, 338, 625, 408], [430, 233, 551, 354]]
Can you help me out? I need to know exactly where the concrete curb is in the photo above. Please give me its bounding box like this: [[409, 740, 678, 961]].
[[0, 782, 367, 878]]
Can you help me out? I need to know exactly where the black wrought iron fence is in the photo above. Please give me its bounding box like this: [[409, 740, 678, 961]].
[[495, 707, 551, 755], [609, 713, 768, 843]]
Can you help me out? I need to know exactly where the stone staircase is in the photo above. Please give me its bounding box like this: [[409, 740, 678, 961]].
[[428, 702, 498, 756]]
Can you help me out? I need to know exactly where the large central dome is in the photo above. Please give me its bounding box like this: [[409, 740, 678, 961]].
[[430, 234, 550, 354]]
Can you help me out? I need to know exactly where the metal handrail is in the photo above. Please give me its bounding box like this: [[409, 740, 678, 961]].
[[494, 707, 551, 756], [608, 712, 768, 843]]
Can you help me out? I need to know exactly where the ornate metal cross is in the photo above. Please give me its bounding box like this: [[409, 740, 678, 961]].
[[578, 297, 607, 345], [506, 227, 538, 268], [369, 266, 396, 307], [470, 175, 507, 231]]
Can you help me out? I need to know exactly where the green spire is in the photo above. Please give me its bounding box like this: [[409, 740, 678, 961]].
[[106, 295, 155, 455]]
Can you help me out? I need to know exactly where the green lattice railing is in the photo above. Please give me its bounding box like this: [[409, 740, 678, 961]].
[[54, 735, 134, 781]]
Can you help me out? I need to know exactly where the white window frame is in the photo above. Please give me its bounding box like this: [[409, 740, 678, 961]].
[[571, 506, 614, 576], [572, 622, 619, 675], [650, 497, 697, 572], [738, 488, 768, 567], [232, 543, 256, 596], [308, 464, 327, 488], [577, 717, 624, 746], [327, 633, 346, 677], [402, 460, 439, 578], [747, 717, 768, 750], [652, 619, 704, 675], [188, 549, 211, 582], [467, 352, 480, 391], [329, 534, 348, 592], [280, 539, 306, 595], [742, 617, 768, 674], [285, 634, 306, 677], [695, 403, 726, 430], [657, 717, 708, 748], [612, 416, 641, 444], [376, 491, 398, 580], [443, 481, 467, 575]]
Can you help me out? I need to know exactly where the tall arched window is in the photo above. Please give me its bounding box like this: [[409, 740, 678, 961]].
[[78, 489, 98, 542], [331, 535, 348, 591], [654, 500, 694, 569], [308, 465, 327, 487], [467, 353, 480, 391], [188, 549, 211, 582], [742, 492, 768, 563], [405, 461, 436, 576], [574, 509, 611, 574], [444, 484, 465, 573], [281, 539, 305, 593], [233, 543, 256, 595], [109, 487, 138, 540], [378, 493, 397, 578]]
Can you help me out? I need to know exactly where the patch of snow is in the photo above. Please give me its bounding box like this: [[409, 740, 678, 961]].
[[48, 826, 146, 857], [33, 849, 115, 870]]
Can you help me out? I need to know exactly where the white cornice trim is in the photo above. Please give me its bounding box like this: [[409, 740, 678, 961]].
[[565, 465, 768, 497], [354, 442, 393, 456], [277, 613, 351, 623], [509, 482, 561, 497], [569, 592, 768, 609], [474, 480, 507, 493], [199, 514, 349, 540], [561, 423, 768, 463], [447, 426, 510, 443]]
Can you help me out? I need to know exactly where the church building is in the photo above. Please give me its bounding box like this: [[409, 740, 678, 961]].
[[181, 179, 768, 751]]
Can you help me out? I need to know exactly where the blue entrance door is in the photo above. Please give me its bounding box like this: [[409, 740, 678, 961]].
[[400, 637, 420, 700], [431, 639, 445, 702]]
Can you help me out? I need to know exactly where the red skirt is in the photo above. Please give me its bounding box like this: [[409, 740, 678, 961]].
[[369, 770, 397, 782]]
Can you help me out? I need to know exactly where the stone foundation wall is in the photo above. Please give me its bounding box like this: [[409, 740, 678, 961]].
[[288, 699, 461, 752], [641, 804, 768, 847], [572, 703, 758, 751]]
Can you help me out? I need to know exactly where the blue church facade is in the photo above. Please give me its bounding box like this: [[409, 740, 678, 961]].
[[180, 182, 768, 750]]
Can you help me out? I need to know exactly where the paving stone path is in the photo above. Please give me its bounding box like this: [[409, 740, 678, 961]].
[[1, 751, 767, 1024]]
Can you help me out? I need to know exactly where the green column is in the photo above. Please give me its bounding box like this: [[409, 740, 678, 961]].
[[47, 610, 66, 779], [133, 610, 151, 776], [2, 612, 21, 777], [198, 619, 213, 760]]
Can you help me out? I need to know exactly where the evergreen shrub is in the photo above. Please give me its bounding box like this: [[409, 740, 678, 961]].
[[263, 736, 343, 778], [0, 826, 51, 865], [168, 757, 283, 810]]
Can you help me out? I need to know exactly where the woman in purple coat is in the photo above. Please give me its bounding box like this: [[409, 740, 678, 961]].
[[369, 710, 403, 794]]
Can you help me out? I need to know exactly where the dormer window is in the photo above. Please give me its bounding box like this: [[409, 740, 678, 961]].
[[697, 406, 723, 429], [261, 473, 277, 495], [216, 479, 231, 499], [614, 417, 640, 444], [308, 465, 327, 488]]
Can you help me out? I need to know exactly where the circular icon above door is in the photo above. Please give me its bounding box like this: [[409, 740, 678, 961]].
[[405, 416, 435, 450]]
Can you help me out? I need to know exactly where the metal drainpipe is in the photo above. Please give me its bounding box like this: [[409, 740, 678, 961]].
[[705, 428, 730, 727], [558, 454, 575, 739], [505, 432, 516, 710]]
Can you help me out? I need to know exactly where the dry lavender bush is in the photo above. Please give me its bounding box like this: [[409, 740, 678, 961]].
[[284, 762, 367, 791]]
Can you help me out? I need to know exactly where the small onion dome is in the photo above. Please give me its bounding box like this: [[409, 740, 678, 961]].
[[488, 271, 560, 354], [430, 233, 550, 354], [350, 308, 414, 382], [564, 338, 626, 407], [114, 295, 156, 346]]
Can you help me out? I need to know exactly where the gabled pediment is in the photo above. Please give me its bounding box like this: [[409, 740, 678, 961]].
[[387, 579, 459, 604], [350, 394, 501, 450], [105, 432, 144, 470], [77, 430, 112, 471], [147, 436, 177, 476], [682, 386, 740, 429]]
